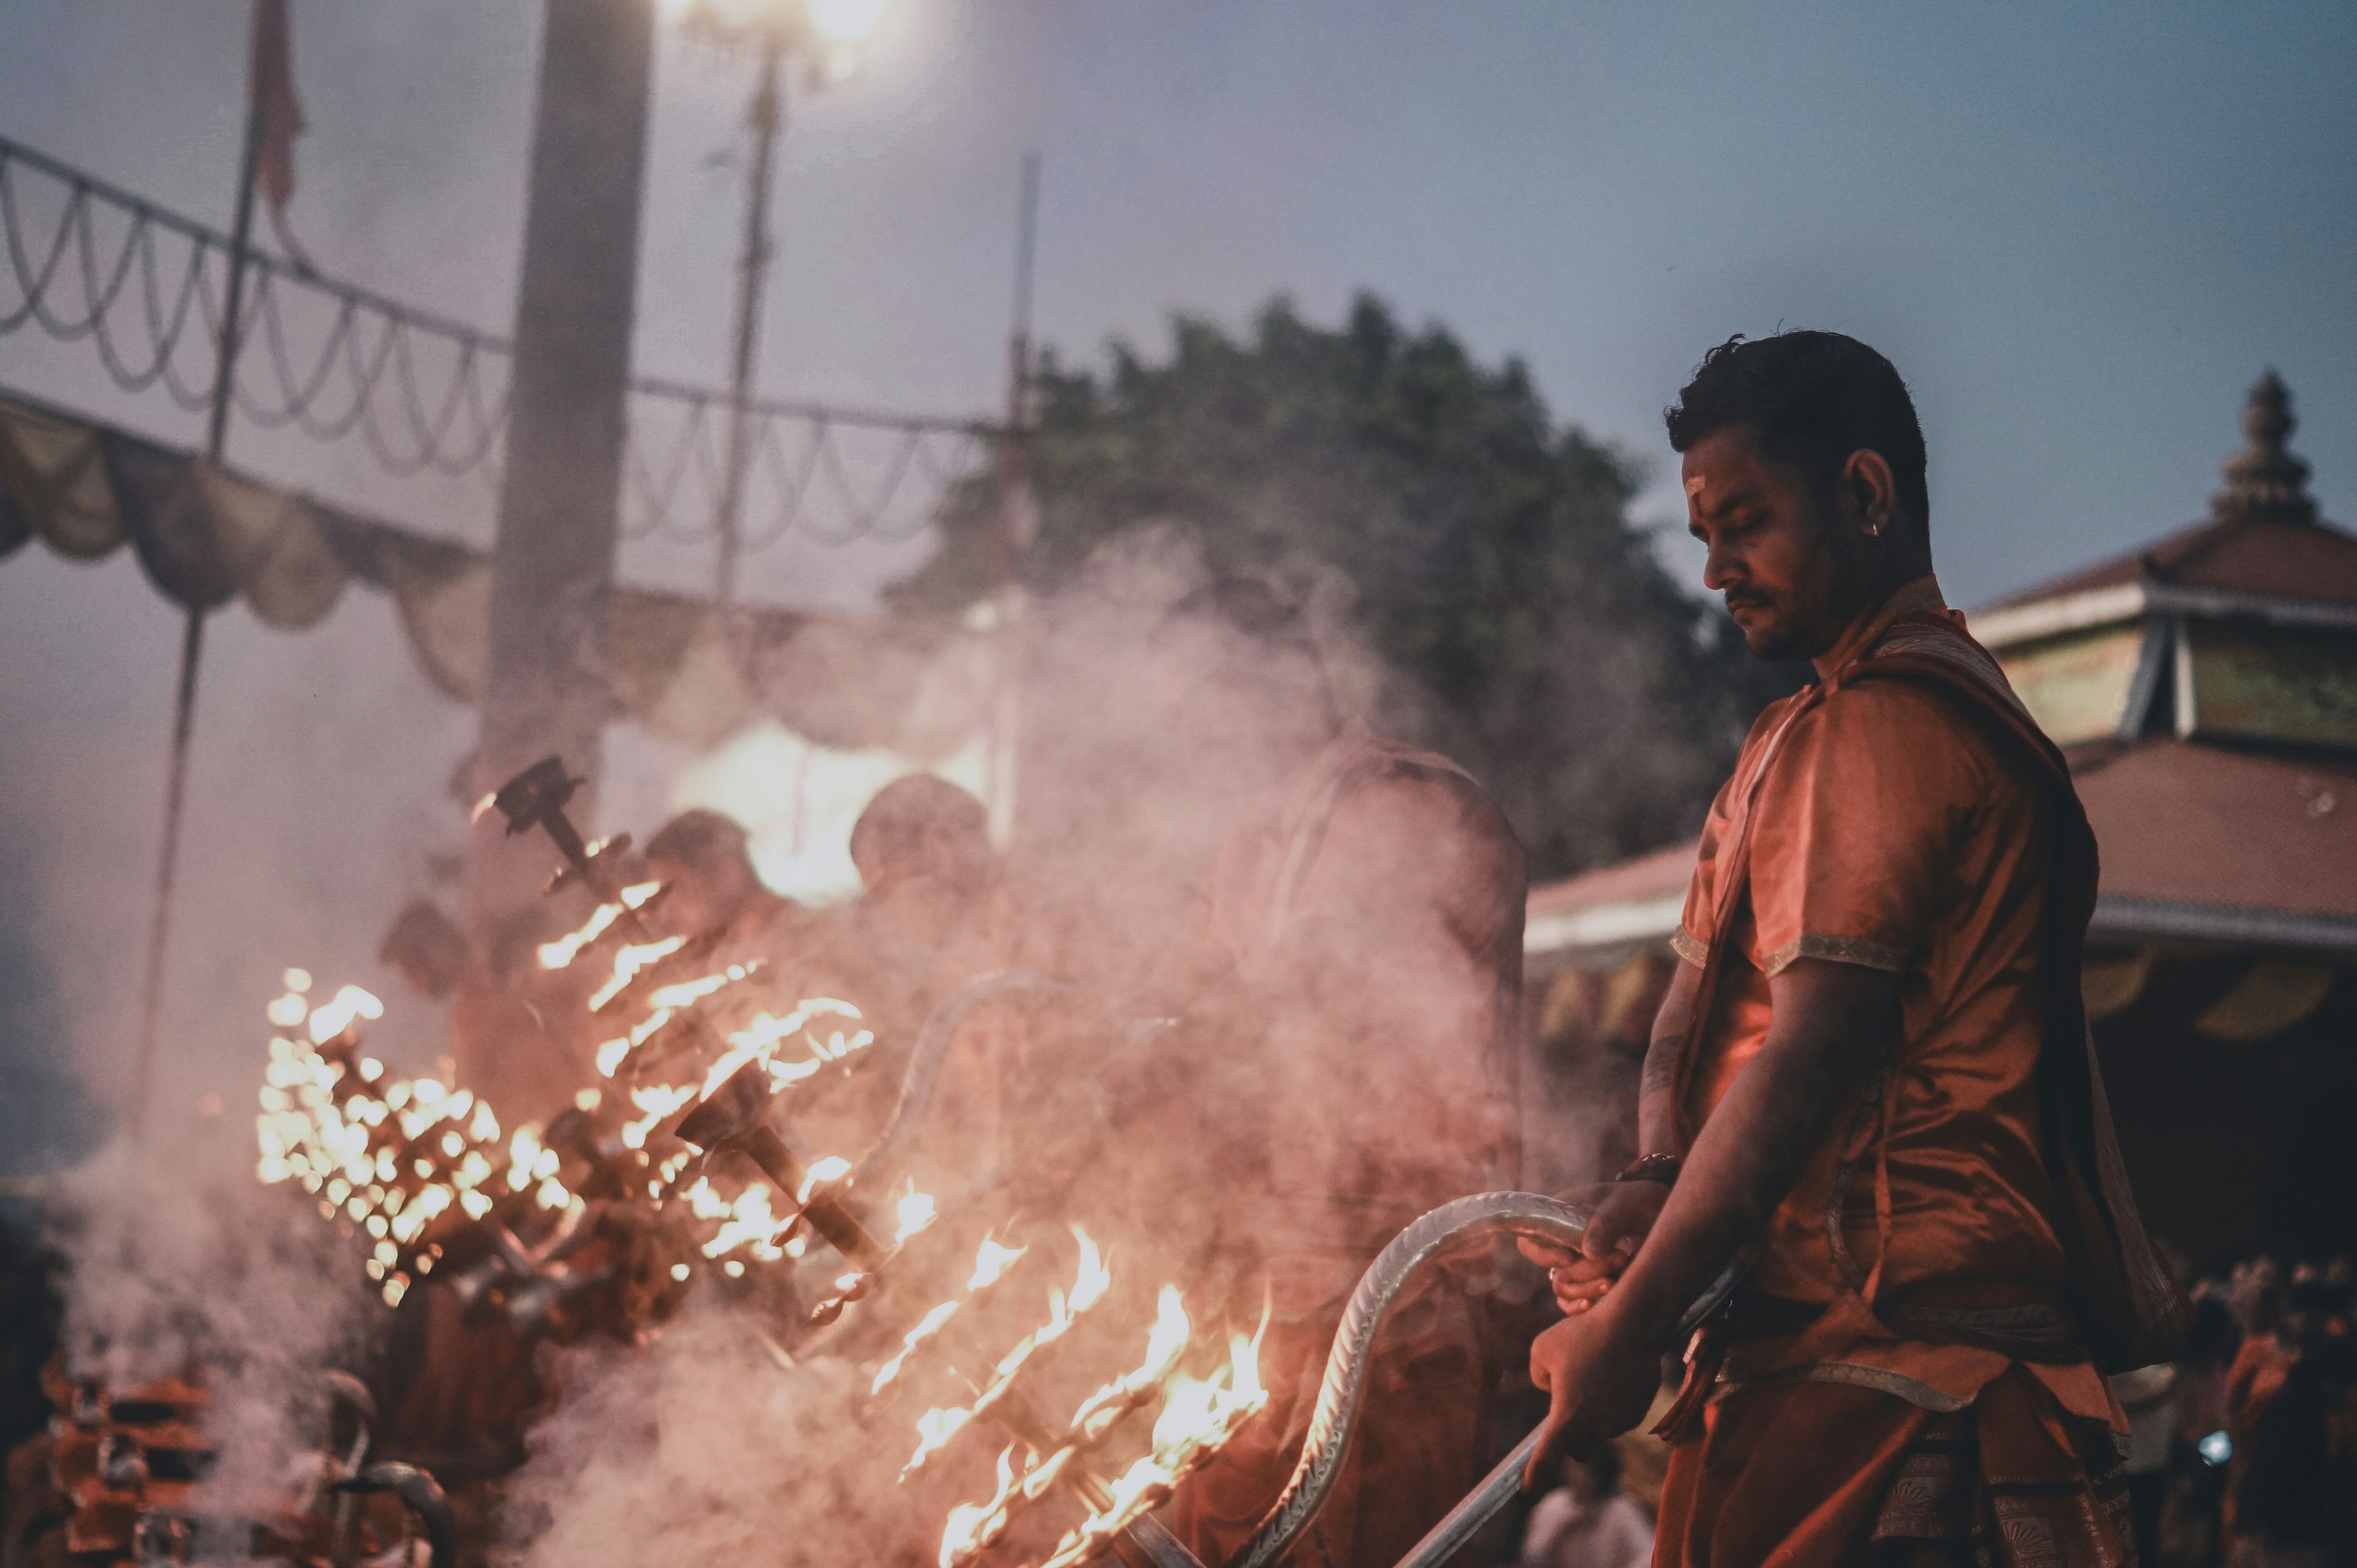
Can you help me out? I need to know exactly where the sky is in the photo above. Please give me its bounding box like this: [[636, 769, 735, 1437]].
[[2, 0, 2353, 1141]]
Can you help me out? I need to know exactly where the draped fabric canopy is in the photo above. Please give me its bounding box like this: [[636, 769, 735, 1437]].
[[0, 395, 995, 760]]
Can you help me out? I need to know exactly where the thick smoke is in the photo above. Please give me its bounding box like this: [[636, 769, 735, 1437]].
[[1004, 524, 1380, 989], [504, 1311, 927, 1568], [25, 519, 1575, 1568], [44, 1132, 376, 1513], [486, 530, 1383, 1568]]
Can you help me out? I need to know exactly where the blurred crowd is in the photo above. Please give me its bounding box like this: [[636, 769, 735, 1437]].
[[2115, 1256, 2357, 1568]]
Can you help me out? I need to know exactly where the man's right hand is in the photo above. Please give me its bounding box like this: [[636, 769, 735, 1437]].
[[1515, 1181, 1670, 1316]]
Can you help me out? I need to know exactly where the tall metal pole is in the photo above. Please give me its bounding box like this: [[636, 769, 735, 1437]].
[[466, 0, 657, 957], [986, 154, 1041, 846], [1003, 153, 1040, 471], [713, 36, 786, 612], [130, 88, 266, 1136]]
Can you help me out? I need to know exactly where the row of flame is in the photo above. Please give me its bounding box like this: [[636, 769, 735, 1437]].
[[536, 894, 1279, 1561], [255, 971, 576, 1307], [926, 1263, 1269, 1568], [255, 872, 901, 1307], [259, 878, 1270, 1568], [544, 887, 908, 1276]]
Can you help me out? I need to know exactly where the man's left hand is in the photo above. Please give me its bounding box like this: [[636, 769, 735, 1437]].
[[1522, 1309, 1662, 1487]]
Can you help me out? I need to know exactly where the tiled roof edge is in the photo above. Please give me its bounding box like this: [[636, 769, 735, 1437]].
[[1972, 581, 2357, 649], [2091, 897, 2357, 957]]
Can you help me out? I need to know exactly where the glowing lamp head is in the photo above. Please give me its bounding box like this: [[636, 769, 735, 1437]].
[[808, 0, 886, 42]]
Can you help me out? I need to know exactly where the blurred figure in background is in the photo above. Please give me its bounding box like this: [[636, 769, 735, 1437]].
[[2226, 1262, 2296, 1466], [1157, 577, 1527, 1568], [2115, 1358, 2183, 1565], [381, 897, 470, 1002], [384, 898, 587, 1124], [2231, 1283, 2357, 1568], [455, 907, 592, 1122], [2157, 1286, 2241, 1568], [843, 774, 1050, 1177], [643, 806, 884, 1034], [642, 806, 905, 1157], [643, 809, 808, 966], [1518, 1448, 1653, 1568], [850, 774, 1002, 964]]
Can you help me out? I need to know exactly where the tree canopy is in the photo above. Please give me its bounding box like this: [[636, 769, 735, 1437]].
[[894, 294, 1794, 881]]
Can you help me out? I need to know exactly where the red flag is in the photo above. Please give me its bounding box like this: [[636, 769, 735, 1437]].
[[248, 0, 303, 214]]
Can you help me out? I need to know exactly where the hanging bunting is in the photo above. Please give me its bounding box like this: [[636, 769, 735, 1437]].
[[0, 399, 122, 558], [0, 396, 997, 763], [103, 432, 241, 611], [189, 460, 348, 628]]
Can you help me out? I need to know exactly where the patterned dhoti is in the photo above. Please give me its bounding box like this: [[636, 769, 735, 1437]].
[[1656, 1365, 2134, 1568]]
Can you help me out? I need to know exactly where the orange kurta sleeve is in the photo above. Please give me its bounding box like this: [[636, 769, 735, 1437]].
[[1741, 680, 1992, 979]]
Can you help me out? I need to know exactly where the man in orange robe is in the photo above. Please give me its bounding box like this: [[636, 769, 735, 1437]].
[[1519, 332, 2187, 1567], [1152, 581, 1528, 1568]]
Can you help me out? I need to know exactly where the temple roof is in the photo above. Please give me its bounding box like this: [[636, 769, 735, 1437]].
[[1977, 511, 2357, 616], [2070, 740, 2357, 943], [1978, 373, 2357, 620]]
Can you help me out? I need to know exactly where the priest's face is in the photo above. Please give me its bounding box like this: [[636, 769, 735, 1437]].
[[1682, 426, 1884, 663]]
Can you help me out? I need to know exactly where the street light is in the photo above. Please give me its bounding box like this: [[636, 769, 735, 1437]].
[[666, 0, 890, 609]]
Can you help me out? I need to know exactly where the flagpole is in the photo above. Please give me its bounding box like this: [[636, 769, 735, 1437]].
[[130, 53, 266, 1137]]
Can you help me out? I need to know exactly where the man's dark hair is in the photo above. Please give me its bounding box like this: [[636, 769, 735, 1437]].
[[644, 808, 753, 878], [1665, 331, 1929, 528]]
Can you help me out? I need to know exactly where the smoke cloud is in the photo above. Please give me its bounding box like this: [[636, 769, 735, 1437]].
[[505, 1312, 927, 1568], [20, 514, 1580, 1568], [44, 1132, 376, 1515]]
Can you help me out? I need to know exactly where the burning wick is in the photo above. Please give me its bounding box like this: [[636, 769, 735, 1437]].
[[797, 1156, 853, 1205], [873, 1299, 963, 1394], [254, 977, 579, 1307], [968, 1237, 1027, 1292], [589, 937, 685, 1011], [903, 1407, 973, 1479], [894, 1187, 938, 1244], [538, 883, 661, 970], [308, 985, 384, 1043]]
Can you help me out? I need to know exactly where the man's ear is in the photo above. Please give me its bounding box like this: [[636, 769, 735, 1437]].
[[1841, 449, 1900, 539]]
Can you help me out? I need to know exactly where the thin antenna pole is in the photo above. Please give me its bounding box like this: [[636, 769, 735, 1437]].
[[133, 50, 268, 1136], [1000, 152, 1041, 526], [988, 153, 1042, 848], [713, 35, 788, 611], [1010, 152, 1040, 377]]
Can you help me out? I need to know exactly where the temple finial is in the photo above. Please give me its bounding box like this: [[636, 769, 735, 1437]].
[[2211, 369, 2317, 525]]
